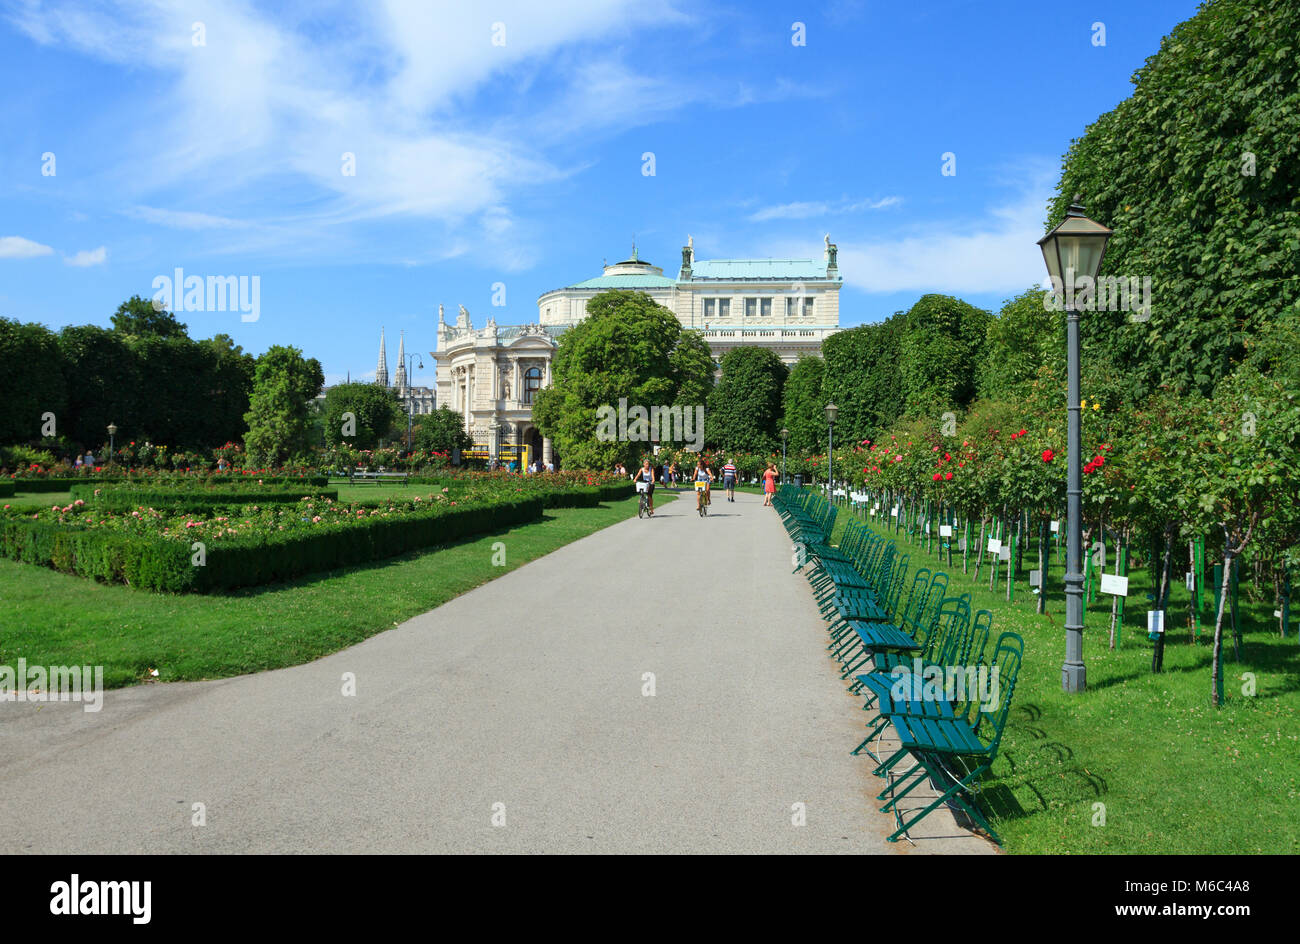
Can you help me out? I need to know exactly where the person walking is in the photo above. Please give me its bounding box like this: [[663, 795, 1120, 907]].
[[762, 462, 779, 506], [721, 457, 738, 502]]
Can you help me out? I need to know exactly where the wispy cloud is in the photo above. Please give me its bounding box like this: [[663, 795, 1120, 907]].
[[5, 0, 705, 268], [0, 236, 55, 259], [748, 195, 902, 222], [64, 246, 108, 267]]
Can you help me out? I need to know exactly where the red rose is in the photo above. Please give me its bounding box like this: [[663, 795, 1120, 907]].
[[1019, 429, 1027, 437], [944, 471, 953, 480], [932, 472, 941, 481], [1042, 449, 1054, 462]]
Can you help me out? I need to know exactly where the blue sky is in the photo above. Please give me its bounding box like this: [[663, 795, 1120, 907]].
[[1, 0, 1202, 387]]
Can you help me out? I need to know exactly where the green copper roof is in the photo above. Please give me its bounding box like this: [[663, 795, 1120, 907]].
[[687, 259, 835, 280], [569, 273, 678, 289]]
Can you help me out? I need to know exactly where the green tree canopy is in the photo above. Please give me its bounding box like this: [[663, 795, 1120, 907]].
[[706, 346, 788, 454], [110, 295, 189, 340], [821, 315, 906, 444], [533, 290, 714, 469], [1050, 0, 1300, 399], [780, 354, 827, 455], [0, 318, 66, 447], [898, 294, 991, 418], [243, 345, 324, 466], [323, 382, 404, 450], [412, 405, 473, 454]]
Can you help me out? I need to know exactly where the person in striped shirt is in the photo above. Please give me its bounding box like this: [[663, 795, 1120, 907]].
[[721, 458, 738, 502]]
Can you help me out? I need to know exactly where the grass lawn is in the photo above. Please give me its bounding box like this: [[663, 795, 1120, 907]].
[[834, 508, 1300, 854], [1, 493, 658, 689]]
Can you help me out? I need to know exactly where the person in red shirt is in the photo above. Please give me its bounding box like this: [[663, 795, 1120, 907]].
[[762, 462, 778, 506]]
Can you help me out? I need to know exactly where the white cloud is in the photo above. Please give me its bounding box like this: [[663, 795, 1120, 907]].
[[5, 0, 700, 267], [65, 246, 108, 266], [757, 172, 1054, 296], [748, 195, 901, 222], [0, 236, 55, 259], [128, 206, 245, 230]]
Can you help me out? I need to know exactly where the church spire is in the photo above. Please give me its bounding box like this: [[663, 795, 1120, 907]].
[[394, 331, 408, 394], [376, 327, 389, 387]]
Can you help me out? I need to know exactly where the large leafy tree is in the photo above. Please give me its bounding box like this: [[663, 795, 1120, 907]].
[[533, 290, 713, 469], [1049, 0, 1300, 399], [412, 405, 473, 454], [898, 294, 991, 418], [977, 288, 1065, 402], [56, 325, 138, 448], [243, 345, 324, 465], [706, 346, 788, 454], [322, 382, 404, 450], [781, 354, 827, 455], [110, 295, 189, 340], [821, 315, 906, 444], [0, 318, 66, 446]]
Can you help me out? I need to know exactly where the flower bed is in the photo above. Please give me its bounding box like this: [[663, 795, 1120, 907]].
[[0, 492, 542, 593], [69, 482, 339, 514], [7, 472, 329, 493]]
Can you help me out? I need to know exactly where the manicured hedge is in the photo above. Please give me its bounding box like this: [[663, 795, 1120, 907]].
[[0, 519, 193, 592], [9, 474, 329, 493], [68, 484, 338, 513], [0, 480, 14, 499], [0, 496, 544, 593]]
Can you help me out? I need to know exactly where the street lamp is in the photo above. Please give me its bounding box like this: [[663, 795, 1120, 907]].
[[1038, 194, 1113, 695], [106, 423, 117, 463], [825, 403, 838, 500], [780, 427, 789, 485], [403, 355, 424, 454]]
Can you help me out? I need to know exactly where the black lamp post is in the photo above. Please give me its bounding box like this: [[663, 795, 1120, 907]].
[[403, 355, 424, 454], [107, 423, 117, 464], [1038, 195, 1113, 694], [825, 402, 838, 499], [780, 427, 789, 485]]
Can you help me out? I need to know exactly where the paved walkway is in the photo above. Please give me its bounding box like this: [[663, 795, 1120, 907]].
[[1, 489, 993, 854]]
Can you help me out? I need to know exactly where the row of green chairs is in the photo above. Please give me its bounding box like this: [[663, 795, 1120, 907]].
[[774, 486, 1024, 844]]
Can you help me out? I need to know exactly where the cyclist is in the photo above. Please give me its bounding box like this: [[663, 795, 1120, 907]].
[[692, 456, 714, 514], [631, 458, 656, 516], [721, 457, 738, 502]]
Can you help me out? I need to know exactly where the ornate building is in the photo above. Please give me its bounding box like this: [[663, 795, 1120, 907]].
[[432, 237, 844, 465], [432, 304, 565, 465], [537, 236, 843, 365]]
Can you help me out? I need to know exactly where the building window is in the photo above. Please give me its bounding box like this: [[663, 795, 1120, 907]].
[[745, 297, 757, 318], [803, 297, 815, 317], [523, 367, 543, 404], [703, 298, 715, 319], [718, 298, 730, 318], [761, 297, 772, 317], [785, 296, 798, 317]]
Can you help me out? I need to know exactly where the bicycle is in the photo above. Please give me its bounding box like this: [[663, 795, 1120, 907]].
[[695, 480, 709, 517], [636, 480, 651, 519]]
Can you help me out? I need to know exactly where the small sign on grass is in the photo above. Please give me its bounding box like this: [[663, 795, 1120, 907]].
[[1100, 573, 1129, 596]]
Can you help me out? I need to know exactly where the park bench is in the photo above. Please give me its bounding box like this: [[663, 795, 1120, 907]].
[[332, 470, 410, 485]]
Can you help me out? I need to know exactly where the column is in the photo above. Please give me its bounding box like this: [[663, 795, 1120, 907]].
[[542, 437, 553, 467]]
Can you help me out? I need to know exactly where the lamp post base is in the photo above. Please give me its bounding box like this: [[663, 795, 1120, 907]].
[[1062, 661, 1086, 693]]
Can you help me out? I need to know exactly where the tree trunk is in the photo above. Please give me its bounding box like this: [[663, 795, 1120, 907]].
[[1211, 549, 1234, 707], [1037, 516, 1047, 615]]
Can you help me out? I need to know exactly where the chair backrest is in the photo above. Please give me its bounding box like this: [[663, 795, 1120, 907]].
[[896, 567, 931, 629], [918, 594, 970, 662], [884, 553, 910, 617], [972, 631, 1024, 752]]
